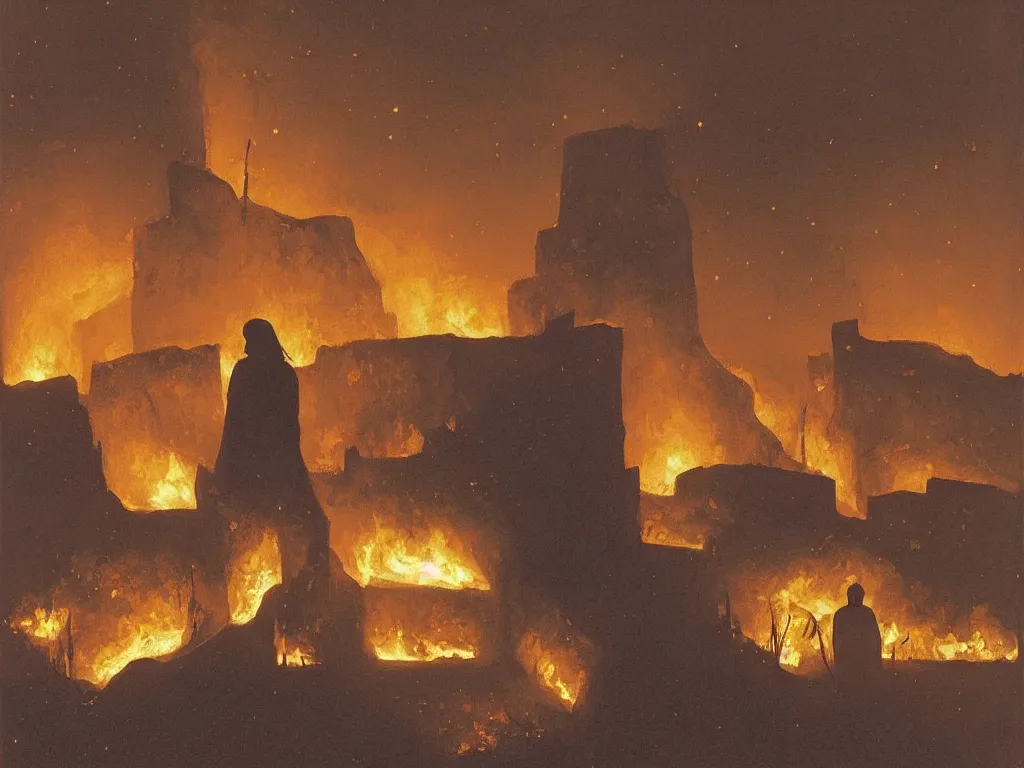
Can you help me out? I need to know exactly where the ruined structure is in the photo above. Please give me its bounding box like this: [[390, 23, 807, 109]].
[[305, 315, 637, 617], [866, 479, 1022, 629], [132, 163, 398, 368], [830, 320, 1022, 513], [640, 464, 838, 558], [0, 378, 114, 613], [88, 344, 224, 512], [509, 127, 791, 494]]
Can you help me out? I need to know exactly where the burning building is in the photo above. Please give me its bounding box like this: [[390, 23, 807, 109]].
[[133, 162, 398, 375], [2, 10, 1020, 757], [828, 319, 1022, 514]]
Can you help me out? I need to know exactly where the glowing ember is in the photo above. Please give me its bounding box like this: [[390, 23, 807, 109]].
[[227, 528, 283, 625], [640, 518, 707, 550], [371, 628, 478, 662], [352, 518, 490, 591], [148, 453, 196, 509], [9, 556, 192, 688], [115, 450, 197, 512], [456, 711, 505, 756], [274, 622, 320, 668], [363, 588, 486, 664], [14, 605, 69, 642], [89, 623, 187, 687], [516, 629, 589, 711], [728, 553, 1019, 674]]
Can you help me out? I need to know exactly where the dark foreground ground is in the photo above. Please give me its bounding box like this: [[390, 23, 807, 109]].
[[4, 580, 1020, 768]]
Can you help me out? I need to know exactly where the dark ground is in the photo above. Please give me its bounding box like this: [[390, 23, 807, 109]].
[[3, 567, 1021, 768]]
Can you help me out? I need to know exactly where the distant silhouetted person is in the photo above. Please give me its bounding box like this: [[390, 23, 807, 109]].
[[215, 318, 330, 590], [832, 582, 882, 694]]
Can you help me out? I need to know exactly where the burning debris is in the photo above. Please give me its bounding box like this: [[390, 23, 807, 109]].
[[88, 344, 223, 511], [9, 554, 193, 688], [1, 106, 1019, 764], [363, 588, 492, 664], [822, 320, 1022, 515], [514, 608, 595, 713], [227, 524, 283, 626], [350, 515, 491, 592], [274, 620, 320, 668], [726, 548, 1019, 673]]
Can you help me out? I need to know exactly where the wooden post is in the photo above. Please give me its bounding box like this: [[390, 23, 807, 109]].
[[241, 139, 253, 225]]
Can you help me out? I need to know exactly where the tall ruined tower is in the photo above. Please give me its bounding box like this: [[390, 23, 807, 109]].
[[513, 127, 700, 347], [511, 126, 791, 492]]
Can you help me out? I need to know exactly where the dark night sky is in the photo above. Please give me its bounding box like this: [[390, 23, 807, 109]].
[[3, 0, 1021, 396]]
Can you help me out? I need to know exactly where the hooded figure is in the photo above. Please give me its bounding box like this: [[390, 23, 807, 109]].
[[215, 318, 329, 585], [832, 582, 883, 693]]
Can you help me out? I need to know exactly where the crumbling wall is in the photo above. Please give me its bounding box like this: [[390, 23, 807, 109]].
[[508, 127, 790, 494], [132, 163, 397, 365], [73, 296, 133, 394], [0, 378, 116, 613], [865, 479, 1022, 630], [831, 319, 1022, 512], [88, 344, 223, 511], [640, 464, 839, 561], [306, 317, 637, 622]]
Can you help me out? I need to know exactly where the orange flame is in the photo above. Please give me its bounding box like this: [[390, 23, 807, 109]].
[[113, 450, 197, 512], [227, 528, 283, 625], [728, 553, 1018, 673], [386, 276, 507, 339], [352, 518, 491, 591], [516, 629, 588, 711], [363, 588, 485, 664], [274, 621, 320, 667], [370, 628, 478, 662], [3, 226, 131, 388]]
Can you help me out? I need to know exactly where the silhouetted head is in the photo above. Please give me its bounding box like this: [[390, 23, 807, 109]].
[[847, 582, 866, 607], [242, 318, 289, 361]]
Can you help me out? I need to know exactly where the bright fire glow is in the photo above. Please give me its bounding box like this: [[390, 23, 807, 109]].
[[9, 556, 192, 688], [274, 622, 320, 667], [227, 528, 283, 625], [728, 366, 801, 460], [640, 518, 707, 550], [728, 553, 1018, 673], [363, 588, 484, 664], [115, 450, 197, 512], [14, 606, 70, 642], [3, 226, 132, 387], [147, 453, 196, 510], [370, 628, 478, 662], [352, 518, 491, 591], [387, 276, 507, 339], [641, 444, 702, 496], [89, 623, 187, 687], [516, 629, 588, 711]]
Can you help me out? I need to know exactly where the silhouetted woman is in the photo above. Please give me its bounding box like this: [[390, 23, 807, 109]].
[[215, 318, 329, 586]]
